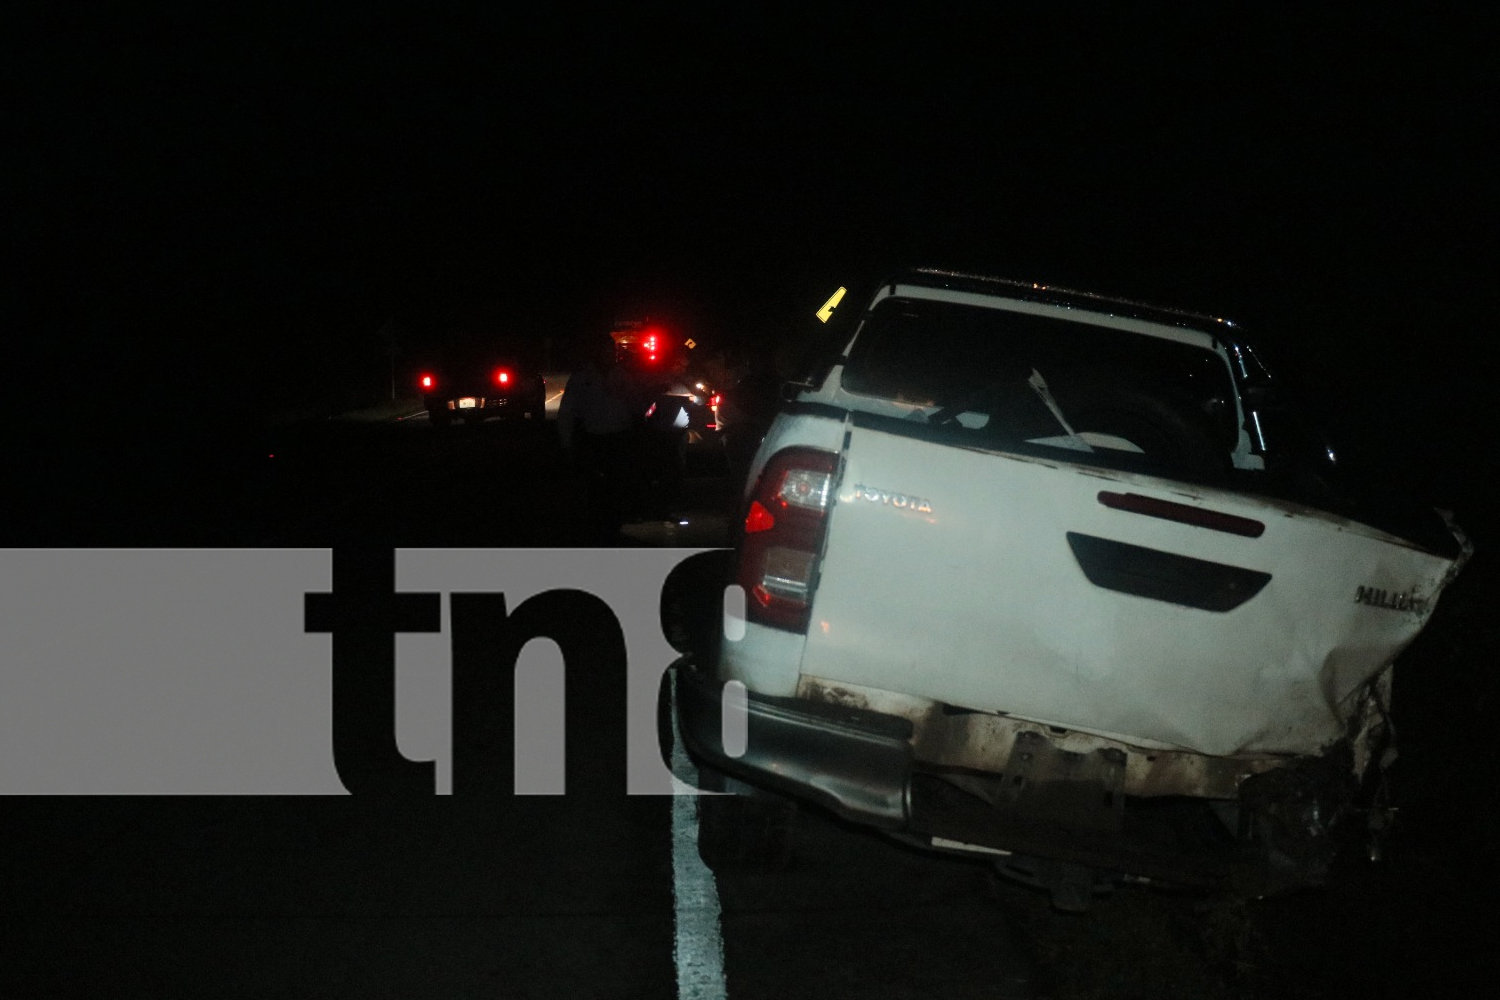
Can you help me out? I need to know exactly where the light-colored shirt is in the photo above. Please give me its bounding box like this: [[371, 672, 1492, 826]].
[[557, 363, 640, 449]]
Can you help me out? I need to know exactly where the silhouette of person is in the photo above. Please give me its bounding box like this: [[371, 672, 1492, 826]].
[[558, 332, 646, 542]]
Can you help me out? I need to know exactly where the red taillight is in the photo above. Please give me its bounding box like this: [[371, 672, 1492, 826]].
[[737, 447, 838, 633], [495, 369, 510, 385], [420, 374, 435, 389], [744, 500, 776, 533], [709, 394, 721, 407]]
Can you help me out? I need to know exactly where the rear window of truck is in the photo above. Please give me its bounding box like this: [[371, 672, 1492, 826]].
[[842, 296, 1241, 473]]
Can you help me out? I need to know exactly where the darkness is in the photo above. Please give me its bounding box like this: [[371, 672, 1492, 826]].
[[11, 7, 1494, 447], [5, 6, 1500, 997]]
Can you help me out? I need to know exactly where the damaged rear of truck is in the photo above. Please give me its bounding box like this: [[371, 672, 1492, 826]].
[[677, 268, 1471, 909]]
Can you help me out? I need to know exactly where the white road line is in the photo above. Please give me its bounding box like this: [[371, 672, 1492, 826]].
[[669, 673, 730, 1000]]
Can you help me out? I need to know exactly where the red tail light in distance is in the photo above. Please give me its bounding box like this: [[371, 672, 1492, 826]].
[[737, 447, 838, 633]]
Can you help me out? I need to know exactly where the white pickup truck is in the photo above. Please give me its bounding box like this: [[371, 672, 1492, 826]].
[[677, 267, 1471, 909]]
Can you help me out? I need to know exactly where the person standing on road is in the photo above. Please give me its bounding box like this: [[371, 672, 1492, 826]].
[[557, 332, 646, 543], [722, 341, 784, 498], [637, 353, 697, 520]]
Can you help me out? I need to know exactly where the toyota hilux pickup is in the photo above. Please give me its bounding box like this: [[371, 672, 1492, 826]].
[[676, 267, 1471, 909]]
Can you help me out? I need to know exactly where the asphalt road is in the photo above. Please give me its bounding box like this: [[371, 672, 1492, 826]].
[[4, 790, 1038, 998], [9, 402, 1496, 999], [6, 409, 1043, 999]]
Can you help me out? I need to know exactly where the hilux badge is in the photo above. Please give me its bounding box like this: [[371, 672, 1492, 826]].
[[1354, 585, 1428, 614], [851, 483, 932, 514]]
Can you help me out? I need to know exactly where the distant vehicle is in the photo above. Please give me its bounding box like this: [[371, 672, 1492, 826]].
[[611, 318, 675, 370], [611, 317, 723, 448], [643, 376, 722, 437], [416, 342, 547, 427], [677, 267, 1472, 910]]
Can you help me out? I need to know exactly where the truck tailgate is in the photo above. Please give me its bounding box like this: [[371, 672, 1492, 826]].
[[797, 419, 1466, 757]]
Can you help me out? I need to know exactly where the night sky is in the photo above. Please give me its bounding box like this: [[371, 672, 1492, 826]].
[[10, 5, 1496, 503]]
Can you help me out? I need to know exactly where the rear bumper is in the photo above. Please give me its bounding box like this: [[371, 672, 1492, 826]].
[[675, 665, 915, 828], [675, 666, 1349, 892], [424, 394, 540, 414]]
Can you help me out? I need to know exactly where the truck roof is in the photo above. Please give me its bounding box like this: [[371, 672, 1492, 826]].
[[893, 267, 1240, 337]]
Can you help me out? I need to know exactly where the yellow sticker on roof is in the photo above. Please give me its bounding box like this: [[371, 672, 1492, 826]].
[[815, 286, 848, 324]]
